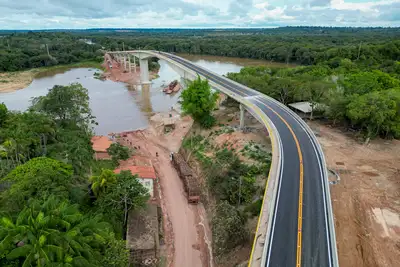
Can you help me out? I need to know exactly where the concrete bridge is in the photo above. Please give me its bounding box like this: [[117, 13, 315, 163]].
[[107, 50, 339, 267]]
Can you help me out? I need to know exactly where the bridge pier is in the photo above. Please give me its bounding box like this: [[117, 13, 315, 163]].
[[240, 104, 245, 130], [123, 55, 127, 71], [139, 58, 150, 84], [134, 56, 137, 73], [128, 54, 132, 73]]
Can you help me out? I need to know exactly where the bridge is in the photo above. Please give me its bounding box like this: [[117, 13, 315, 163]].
[[107, 50, 339, 267]]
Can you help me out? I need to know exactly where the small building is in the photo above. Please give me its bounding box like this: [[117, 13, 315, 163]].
[[127, 204, 159, 266], [91, 136, 113, 160], [288, 101, 325, 118], [163, 117, 176, 133], [114, 166, 156, 197]]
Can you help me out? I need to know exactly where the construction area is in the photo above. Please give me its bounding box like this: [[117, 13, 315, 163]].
[[308, 121, 400, 267]]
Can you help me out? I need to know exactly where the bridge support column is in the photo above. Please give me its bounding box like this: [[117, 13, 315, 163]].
[[240, 104, 245, 130], [123, 55, 127, 71], [139, 58, 150, 84], [134, 56, 137, 73], [128, 54, 132, 73]]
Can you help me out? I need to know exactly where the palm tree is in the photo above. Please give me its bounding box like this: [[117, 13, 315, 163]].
[[0, 197, 112, 266], [89, 169, 117, 197]]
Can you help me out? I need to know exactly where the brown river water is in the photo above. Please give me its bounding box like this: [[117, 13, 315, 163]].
[[0, 55, 292, 135]]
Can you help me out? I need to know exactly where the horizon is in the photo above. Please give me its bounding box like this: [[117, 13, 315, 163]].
[[1, 26, 400, 32], [1, 0, 400, 30]]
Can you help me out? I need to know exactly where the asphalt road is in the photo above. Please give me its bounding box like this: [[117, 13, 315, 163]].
[[161, 52, 334, 267]]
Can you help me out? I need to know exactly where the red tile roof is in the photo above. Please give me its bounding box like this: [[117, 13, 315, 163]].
[[114, 166, 157, 179], [91, 136, 112, 152]]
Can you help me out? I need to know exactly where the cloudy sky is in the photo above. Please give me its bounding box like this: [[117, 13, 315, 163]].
[[0, 0, 399, 29]]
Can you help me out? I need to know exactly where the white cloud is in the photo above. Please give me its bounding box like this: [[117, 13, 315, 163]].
[[253, 5, 295, 21], [0, 0, 399, 29]]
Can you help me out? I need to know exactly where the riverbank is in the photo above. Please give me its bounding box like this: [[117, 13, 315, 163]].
[[0, 61, 103, 93]]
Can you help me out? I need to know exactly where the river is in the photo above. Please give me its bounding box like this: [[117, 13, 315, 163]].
[[0, 55, 291, 135]]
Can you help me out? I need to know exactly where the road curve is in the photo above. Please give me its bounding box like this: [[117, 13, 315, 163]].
[[161, 52, 338, 267], [111, 50, 338, 267]]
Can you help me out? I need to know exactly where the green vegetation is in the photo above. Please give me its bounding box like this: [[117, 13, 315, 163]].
[[180, 76, 218, 128], [0, 32, 104, 72], [228, 64, 400, 139], [0, 83, 148, 266], [0, 197, 124, 267], [212, 201, 247, 257], [183, 133, 271, 261], [107, 143, 131, 165], [95, 170, 149, 234]]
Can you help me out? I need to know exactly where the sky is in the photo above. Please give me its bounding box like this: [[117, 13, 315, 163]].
[[0, 0, 399, 29]]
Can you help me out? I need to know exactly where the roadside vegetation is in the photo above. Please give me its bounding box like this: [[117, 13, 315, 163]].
[[227, 60, 400, 140], [182, 114, 271, 262], [0, 83, 148, 266], [180, 76, 219, 128]]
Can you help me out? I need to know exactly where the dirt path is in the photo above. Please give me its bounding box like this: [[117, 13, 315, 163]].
[[121, 114, 209, 267], [308, 121, 400, 267]]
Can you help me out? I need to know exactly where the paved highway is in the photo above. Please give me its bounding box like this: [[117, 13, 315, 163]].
[[160, 52, 337, 267]]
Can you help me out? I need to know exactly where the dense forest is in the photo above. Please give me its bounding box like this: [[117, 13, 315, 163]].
[[0, 84, 148, 266], [1, 27, 400, 72], [0, 32, 104, 71]]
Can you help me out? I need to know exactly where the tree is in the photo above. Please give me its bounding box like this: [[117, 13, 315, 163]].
[[1, 157, 73, 212], [0, 103, 7, 127], [180, 76, 218, 128], [0, 111, 56, 166], [89, 169, 117, 197], [346, 89, 400, 139], [30, 83, 96, 128], [212, 201, 247, 257], [299, 79, 333, 119], [0, 197, 127, 267], [106, 143, 130, 164], [100, 239, 129, 267], [96, 170, 149, 232], [268, 77, 297, 105], [48, 125, 94, 176]]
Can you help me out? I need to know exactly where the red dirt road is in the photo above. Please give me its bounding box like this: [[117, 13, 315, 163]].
[[120, 119, 206, 267]]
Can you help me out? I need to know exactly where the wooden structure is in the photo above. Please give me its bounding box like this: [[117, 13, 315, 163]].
[[171, 153, 200, 204]]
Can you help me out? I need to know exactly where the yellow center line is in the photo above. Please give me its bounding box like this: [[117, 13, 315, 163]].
[[172, 64, 304, 267], [256, 100, 304, 267]]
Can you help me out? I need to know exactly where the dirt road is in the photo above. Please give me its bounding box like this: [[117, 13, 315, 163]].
[[120, 114, 209, 267]]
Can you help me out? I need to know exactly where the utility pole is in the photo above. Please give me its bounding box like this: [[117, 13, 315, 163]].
[[46, 44, 50, 57], [238, 176, 242, 207], [357, 41, 362, 61]]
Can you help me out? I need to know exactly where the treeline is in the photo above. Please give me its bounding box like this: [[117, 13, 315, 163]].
[[2, 28, 400, 72], [227, 62, 400, 139], [0, 32, 104, 71], [0, 84, 148, 266], [91, 27, 400, 67]]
